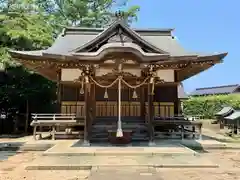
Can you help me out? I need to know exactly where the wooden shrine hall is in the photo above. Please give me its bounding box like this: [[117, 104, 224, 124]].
[[9, 12, 227, 145]]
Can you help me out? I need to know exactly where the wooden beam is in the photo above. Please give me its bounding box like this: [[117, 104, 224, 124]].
[[83, 84, 89, 144], [56, 69, 61, 112], [140, 86, 145, 117], [148, 83, 154, 142]]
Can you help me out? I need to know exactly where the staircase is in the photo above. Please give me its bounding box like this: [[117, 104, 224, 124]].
[[90, 116, 149, 143]]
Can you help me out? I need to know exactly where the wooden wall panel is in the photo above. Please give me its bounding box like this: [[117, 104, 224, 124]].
[[145, 102, 174, 117], [61, 85, 84, 101], [95, 101, 140, 116], [61, 101, 85, 116]]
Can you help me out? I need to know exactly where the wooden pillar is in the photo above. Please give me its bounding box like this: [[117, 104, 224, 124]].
[[178, 100, 182, 115], [140, 86, 145, 118], [33, 126, 37, 140], [25, 100, 29, 133], [219, 117, 225, 129], [148, 83, 154, 144], [84, 84, 89, 144], [52, 126, 56, 140], [181, 125, 184, 140], [88, 83, 95, 140], [83, 83, 91, 145], [56, 69, 61, 113], [91, 84, 96, 121]]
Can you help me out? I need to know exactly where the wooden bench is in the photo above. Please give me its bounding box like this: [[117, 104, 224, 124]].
[[153, 116, 203, 140], [30, 113, 85, 140]]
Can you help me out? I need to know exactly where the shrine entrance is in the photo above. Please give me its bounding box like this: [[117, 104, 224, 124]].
[[95, 85, 141, 117], [9, 10, 225, 144]]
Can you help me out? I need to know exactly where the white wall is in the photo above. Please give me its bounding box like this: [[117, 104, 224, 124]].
[[61, 68, 82, 81], [156, 69, 174, 82]]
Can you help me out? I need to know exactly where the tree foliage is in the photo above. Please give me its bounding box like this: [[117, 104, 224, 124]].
[[183, 95, 240, 119], [0, 0, 140, 114]]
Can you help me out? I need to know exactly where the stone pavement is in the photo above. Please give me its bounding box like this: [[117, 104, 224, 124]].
[[202, 128, 234, 142], [25, 154, 218, 170], [43, 140, 196, 156], [88, 166, 162, 180]]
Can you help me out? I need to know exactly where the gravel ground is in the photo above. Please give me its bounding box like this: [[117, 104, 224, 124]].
[[0, 152, 90, 180], [157, 149, 240, 180], [0, 149, 240, 180]]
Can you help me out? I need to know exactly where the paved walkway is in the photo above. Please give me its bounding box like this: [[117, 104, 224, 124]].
[[43, 140, 195, 156], [202, 128, 234, 141], [25, 154, 218, 169], [89, 167, 162, 180]]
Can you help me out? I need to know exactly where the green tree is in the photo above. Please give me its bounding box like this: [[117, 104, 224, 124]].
[[0, 0, 140, 116], [53, 0, 139, 27], [0, 0, 140, 66]]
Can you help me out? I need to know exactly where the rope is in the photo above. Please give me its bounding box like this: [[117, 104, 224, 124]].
[[121, 77, 149, 89], [90, 75, 153, 89], [89, 76, 119, 88]]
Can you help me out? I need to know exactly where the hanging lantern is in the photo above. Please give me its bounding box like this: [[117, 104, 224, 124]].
[[0, 112, 6, 119], [80, 87, 84, 94], [104, 88, 108, 99], [80, 79, 84, 94], [132, 89, 138, 99], [150, 76, 154, 84]]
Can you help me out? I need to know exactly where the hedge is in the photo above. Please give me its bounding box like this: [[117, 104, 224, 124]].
[[183, 94, 240, 119]]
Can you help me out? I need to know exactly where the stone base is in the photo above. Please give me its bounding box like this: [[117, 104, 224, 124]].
[[82, 140, 90, 147], [148, 141, 156, 146]]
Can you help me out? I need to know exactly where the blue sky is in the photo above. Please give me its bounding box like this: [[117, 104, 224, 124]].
[[126, 0, 239, 93]]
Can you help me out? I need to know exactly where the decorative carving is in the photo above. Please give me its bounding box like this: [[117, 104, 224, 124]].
[[115, 10, 127, 20], [108, 34, 132, 43], [101, 71, 137, 78]]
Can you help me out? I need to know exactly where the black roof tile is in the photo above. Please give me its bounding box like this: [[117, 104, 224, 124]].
[[190, 84, 240, 96]]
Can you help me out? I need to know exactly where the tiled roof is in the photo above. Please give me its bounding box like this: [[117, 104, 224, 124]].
[[225, 110, 240, 120], [215, 106, 234, 117], [190, 84, 240, 96]]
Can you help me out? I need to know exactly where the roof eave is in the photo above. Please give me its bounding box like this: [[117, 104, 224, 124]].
[[197, 52, 228, 62], [8, 50, 44, 61]]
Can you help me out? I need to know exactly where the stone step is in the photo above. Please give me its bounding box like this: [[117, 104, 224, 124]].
[[95, 116, 145, 119], [91, 117, 149, 143], [92, 124, 147, 127], [91, 129, 148, 134], [91, 133, 149, 137], [90, 137, 108, 142], [25, 154, 218, 169], [93, 122, 146, 126], [91, 134, 109, 138]]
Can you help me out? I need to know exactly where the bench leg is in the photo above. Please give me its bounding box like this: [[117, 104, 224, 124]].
[[181, 125, 184, 140], [33, 126, 37, 140], [192, 126, 196, 139], [199, 126, 202, 140], [39, 134, 42, 140], [52, 126, 56, 140]]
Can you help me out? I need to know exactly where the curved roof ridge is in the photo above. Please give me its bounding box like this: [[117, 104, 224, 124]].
[[72, 42, 166, 57], [64, 26, 174, 33], [69, 21, 169, 54]]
